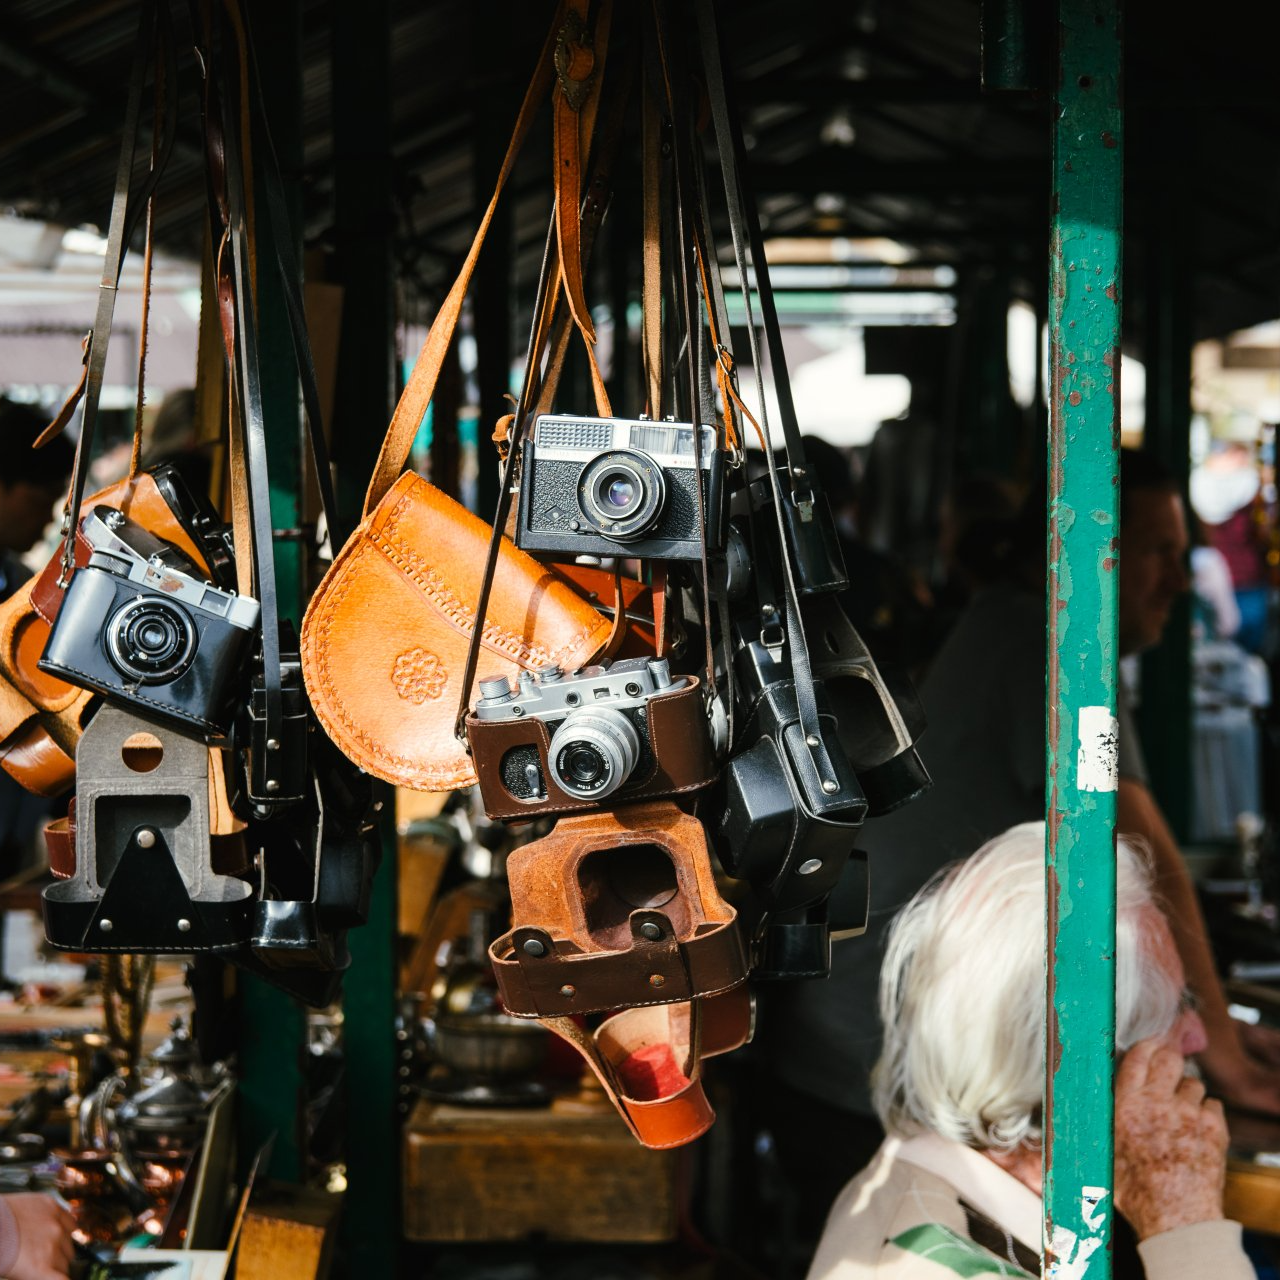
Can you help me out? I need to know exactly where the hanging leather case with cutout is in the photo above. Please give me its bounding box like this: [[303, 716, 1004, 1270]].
[[489, 799, 747, 1017]]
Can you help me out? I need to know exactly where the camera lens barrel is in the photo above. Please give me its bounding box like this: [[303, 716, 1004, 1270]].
[[107, 597, 198, 684], [548, 707, 641, 800], [577, 450, 665, 541]]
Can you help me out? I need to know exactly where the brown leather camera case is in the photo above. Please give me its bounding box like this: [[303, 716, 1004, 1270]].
[[489, 799, 748, 1017]]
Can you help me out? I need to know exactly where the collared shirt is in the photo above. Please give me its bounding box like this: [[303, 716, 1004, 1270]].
[[806, 1134, 1254, 1280]]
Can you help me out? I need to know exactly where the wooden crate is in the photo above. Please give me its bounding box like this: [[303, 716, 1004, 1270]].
[[236, 1180, 343, 1280], [403, 1097, 680, 1243]]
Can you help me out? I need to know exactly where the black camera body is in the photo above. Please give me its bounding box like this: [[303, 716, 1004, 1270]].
[[465, 656, 717, 821], [515, 414, 726, 562], [39, 507, 259, 740]]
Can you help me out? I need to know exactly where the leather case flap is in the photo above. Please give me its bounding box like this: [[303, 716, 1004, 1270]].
[[31, 472, 214, 626], [300, 472, 611, 791]]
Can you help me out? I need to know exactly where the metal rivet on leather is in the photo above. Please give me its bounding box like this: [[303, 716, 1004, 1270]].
[[639, 921, 663, 941], [798, 859, 823, 876], [559, 984, 576, 998], [136, 828, 156, 849], [649, 974, 665, 988], [522, 938, 547, 957]]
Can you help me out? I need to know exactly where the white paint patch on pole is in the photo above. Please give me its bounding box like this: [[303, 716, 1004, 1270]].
[[1077, 705, 1119, 793]]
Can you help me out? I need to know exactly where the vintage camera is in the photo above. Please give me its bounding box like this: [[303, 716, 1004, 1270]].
[[39, 506, 260, 740], [465, 655, 717, 821], [515, 414, 726, 561]]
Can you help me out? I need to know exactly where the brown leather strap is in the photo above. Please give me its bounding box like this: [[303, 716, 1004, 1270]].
[[34, 339, 89, 450], [489, 916, 746, 1018], [363, 2, 568, 516], [641, 75, 664, 417], [553, 0, 600, 346]]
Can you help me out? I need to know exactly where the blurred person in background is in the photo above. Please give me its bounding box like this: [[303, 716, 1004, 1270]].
[[1191, 440, 1270, 655], [0, 399, 74, 597]]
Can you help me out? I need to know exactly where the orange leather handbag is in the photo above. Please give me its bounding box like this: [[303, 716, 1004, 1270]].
[[300, 0, 613, 792]]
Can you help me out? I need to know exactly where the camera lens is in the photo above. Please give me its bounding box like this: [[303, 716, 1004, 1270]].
[[578, 450, 665, 541], [107, 598, 197, 685], [548, 708, 641, 800], [604, 476, 637, 511]]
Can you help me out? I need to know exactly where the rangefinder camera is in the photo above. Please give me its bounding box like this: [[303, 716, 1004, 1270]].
[[464, 655, 717, 820], [515, 413, 726, 561], [39, 506, 260, 739]]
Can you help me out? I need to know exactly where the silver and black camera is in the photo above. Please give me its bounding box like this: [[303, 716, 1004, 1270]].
[[39, 506, 260, 739], [514, 414, 726, 561], [464, 655, 717, 820]]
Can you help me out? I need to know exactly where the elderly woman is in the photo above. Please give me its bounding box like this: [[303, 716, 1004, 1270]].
[[807, 821, 1254, 1280]]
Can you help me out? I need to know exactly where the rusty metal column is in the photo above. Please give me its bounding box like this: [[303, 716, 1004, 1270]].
[[1045, 0, 1122, 1276]]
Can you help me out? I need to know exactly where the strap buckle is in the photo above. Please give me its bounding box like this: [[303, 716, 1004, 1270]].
[[554, 9, 595, 111]]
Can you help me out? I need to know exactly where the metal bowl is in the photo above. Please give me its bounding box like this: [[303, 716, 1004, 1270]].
[[428, 1011, 549, 1080]]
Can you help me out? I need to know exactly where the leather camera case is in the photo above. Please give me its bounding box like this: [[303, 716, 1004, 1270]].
[[464, 674, 716, 822], [489, 799, 748, 1018]]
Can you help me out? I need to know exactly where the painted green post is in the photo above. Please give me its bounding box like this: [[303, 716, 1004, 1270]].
[[1044, 1, 1122, 1276]]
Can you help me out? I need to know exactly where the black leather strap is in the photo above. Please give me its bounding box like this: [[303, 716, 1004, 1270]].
[[649, 0, 719, 699], [216, 20, 284, 758], [238, 4, 344, 551], [693, 0, 833, 778], [58, 0, 166, 585]]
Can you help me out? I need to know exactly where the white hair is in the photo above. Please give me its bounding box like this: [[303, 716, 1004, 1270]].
[[871, 820, 1182, 1151]]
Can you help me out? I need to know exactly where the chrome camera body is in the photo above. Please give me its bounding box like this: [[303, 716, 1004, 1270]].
[[514, 413, 726, 562]]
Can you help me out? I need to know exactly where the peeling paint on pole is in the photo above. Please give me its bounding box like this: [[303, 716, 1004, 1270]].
[[1045, 1, 1122, 1277]]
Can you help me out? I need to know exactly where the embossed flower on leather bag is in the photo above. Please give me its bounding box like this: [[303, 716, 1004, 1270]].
[[391, 646, 448, 704]]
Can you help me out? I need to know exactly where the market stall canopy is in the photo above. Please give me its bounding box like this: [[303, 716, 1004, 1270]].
[[0, 0, 1275, 348]]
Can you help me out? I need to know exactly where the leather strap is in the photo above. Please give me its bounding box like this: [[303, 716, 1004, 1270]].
[[215, 6, 284, 757], [693, 0, 834, 779], [553, 0, 612, 418], [452, 14, 624, 742], [648, 0, 719, 698], [235, 1, 344, 550], [641, 77, 664, 417], [52, 0, 172, 585], [363, 1, 569, 516]]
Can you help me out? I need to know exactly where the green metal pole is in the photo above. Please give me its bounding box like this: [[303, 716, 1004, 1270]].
[[237, 0, 307, 1187], [1045, 1, 1122, 1276]]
